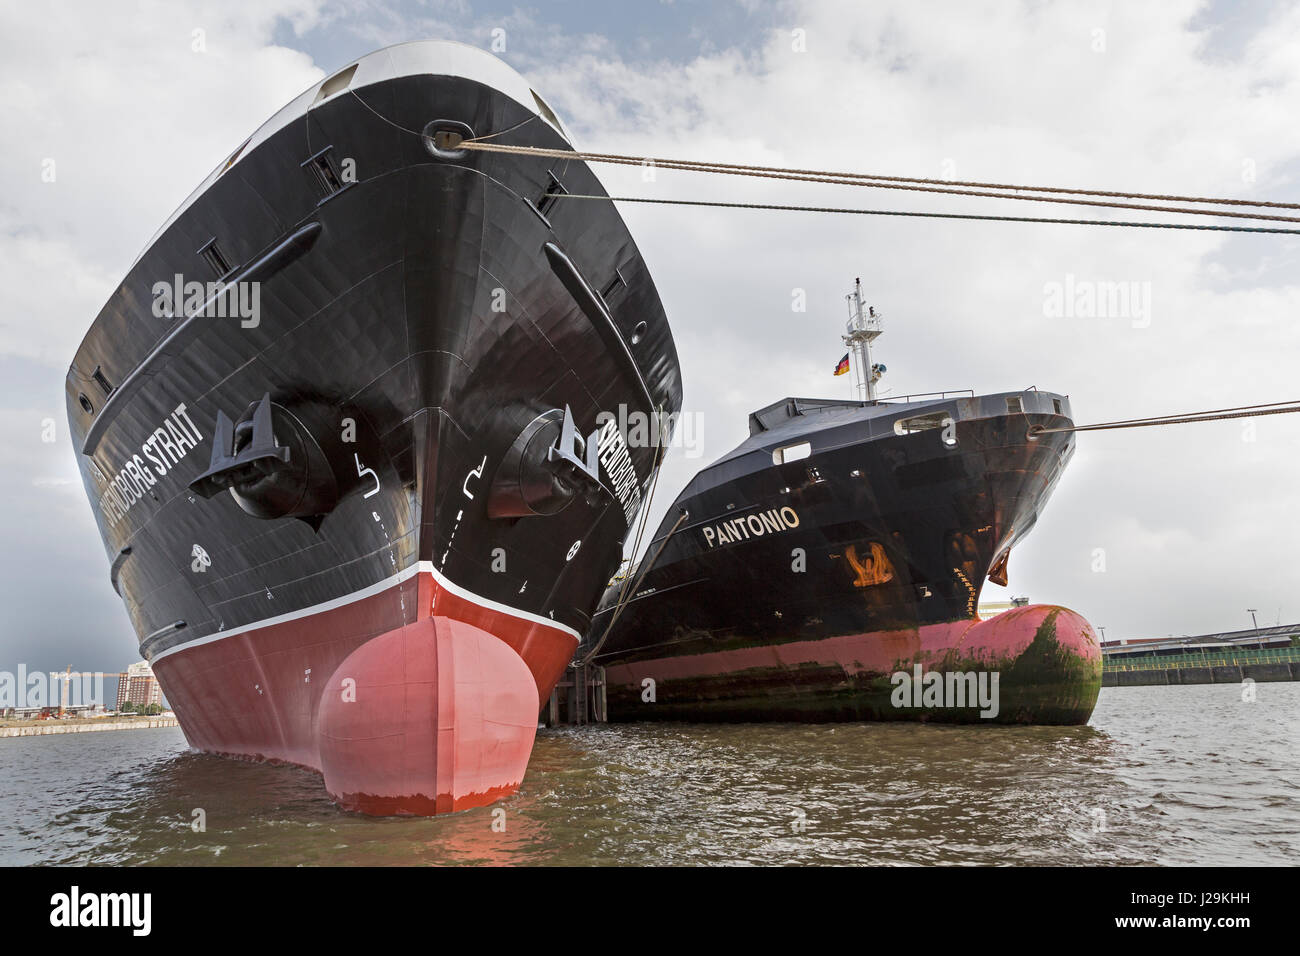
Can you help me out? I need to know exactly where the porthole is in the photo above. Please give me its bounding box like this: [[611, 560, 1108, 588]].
[[78, 393, 94, 414], [421, 120, 474, 160], [630, 320, 647, 345]]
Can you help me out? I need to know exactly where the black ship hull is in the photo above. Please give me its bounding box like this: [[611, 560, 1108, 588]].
[[582, 391, 1101, 724], [66, 42, 681, 814]]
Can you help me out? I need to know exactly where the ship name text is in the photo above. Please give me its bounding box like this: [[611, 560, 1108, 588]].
[[702, 506, 800, 548], [97, 403, 202, 529], [597, 418, 643, 525]]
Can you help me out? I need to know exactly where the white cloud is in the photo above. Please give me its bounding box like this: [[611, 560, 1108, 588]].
[[0, 0, 327, 284]]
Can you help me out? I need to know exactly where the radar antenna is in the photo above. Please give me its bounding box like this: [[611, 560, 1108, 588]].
[[843, 277, 885, 401]]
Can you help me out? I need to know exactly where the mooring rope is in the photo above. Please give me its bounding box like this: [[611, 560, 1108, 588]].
[[1029, 400, 1300, 437], [571, 408, 671, 670], [610, 409, 667, 611], [575, 507, 691, 669], [546, 194, 1300, 235], [459, 140, 1300, 224], [462, 139, 1300, 211]]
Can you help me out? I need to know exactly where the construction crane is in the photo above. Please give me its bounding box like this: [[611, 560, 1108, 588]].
[[54, 667, 130, 717]]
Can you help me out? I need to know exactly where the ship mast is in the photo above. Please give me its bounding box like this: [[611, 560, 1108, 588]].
[[843, 277, 884, 401]]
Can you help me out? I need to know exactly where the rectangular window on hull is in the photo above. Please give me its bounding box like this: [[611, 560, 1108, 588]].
[[91, 365, 114, 396], [772, 441, 811, 465], [197, 237, 232, 278], [314, 64, 358, 104], [537, 171, 568, 215], [894, 412, 951, 436], [531, 89, 562, 131], [600, 268, 627, 303], [302, 147, 344, 198]]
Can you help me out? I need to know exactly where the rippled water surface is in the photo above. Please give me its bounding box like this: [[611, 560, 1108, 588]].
[[2, 683, 1296, 865]]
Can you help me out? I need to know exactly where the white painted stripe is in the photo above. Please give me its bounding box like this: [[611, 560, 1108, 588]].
[[150, 560, 580, 663], [420, 560, 582, 642]]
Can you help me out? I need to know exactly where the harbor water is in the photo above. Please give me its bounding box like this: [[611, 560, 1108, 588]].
[[1, 682, 1295, 866]]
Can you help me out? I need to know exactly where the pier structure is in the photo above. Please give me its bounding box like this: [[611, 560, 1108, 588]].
[[1102, 624, 1300, 686]]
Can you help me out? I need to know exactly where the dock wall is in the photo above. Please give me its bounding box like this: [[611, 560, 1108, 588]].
[[0, 717, 180, 737]]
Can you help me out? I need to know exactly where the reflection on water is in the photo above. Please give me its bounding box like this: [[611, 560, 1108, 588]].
[[1, 682, 1296, 865]]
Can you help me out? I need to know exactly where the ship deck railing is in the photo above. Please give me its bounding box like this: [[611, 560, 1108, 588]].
[[875, 389, 976, 404]]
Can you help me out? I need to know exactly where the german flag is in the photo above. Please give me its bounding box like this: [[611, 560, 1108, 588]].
[[833, 353, 850, 376]]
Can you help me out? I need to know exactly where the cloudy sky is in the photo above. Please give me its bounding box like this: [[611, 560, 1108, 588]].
[[2, 0, 1298, 677]]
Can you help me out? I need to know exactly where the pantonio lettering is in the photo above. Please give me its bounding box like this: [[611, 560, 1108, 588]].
[[702, 506, 800, 548]]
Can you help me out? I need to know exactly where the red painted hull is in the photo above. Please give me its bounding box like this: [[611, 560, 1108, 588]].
[[603, 604, 1103, 724], [152, 567, 577, 815]]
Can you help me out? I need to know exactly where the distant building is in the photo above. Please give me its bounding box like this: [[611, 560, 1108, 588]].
[[117, 661, 162, 709], [1102, 623, 1299, 658]]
